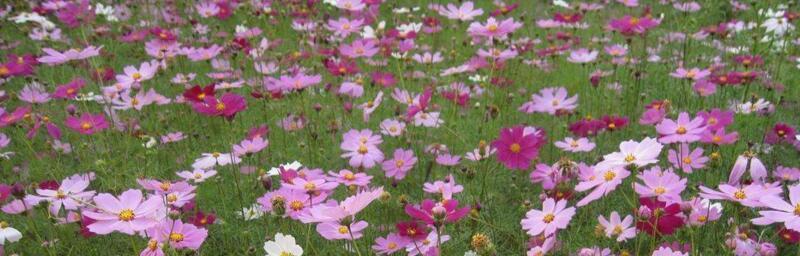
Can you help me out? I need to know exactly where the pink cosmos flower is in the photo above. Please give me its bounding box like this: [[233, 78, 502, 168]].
[[298, 187, 383, 224], [340, 129, 384, 169], [327, 169, 372, 187], [435, 153, 461, 166], [519, 87, 578, 115], [655, 112, 706, 144], [700, 128, 738, 145], [438, 1, 483, 21], [257, 188, 325, 219], [184, 45, 223, 61], [575, 162, 630, 206], [697, 108, 733, 131], [752, 184, 800, 232], [670, 67, 710, 80], [82, 189, 163, 235], [233, 137, 268, 157], [382, 148, 417, 180], [567, 48, 599, 63], [380, 119, 406, 137], [491, 125, 546, 170], [554, 137, 595, 152], [373, 233, 411, 255], [667, 144, 708, 173], [19, 83, 50, 104], [25, 176, 95, 215], [521, 198, 576, 236], [317, 220, 368, 240], [37, 46, 102, 65], [339, 39, 379, 58], [65, 113, 109, 135], [633, 167, 687, 203], [686, 198, 722, 226], [423, 175, 464, 200], [275, 72, 322, 92], [598, 211, 636, 242], [652, 246, 689, 256], [405, 199, 470, 226], [176, 169, 217, 183], [146, 219, 208, 250], [52, 78, 86, 99], [335, 0, 366, 11], [699, 183, 780, 207], [116, 60, 159, 89], [326, 17, 364, 38], [608, 15, 660, 36], [284, 178, 339, 195], [467, 17, 523, 39]]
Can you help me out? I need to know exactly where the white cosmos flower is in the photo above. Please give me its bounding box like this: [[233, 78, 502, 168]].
[[192, 152, 242, 169], [267, 161, 303, 176], [0, 221, 22, 245], [264, 233, 304, 256], [95, 3, 118, 22], [237, 204, 264, 221], [9, 12, 55, 29], [602, 137, 664, 168]]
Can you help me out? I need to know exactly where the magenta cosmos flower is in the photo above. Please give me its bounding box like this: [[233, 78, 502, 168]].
[[146, 219, 208, 250], [608, 15, 660, 35], [636, 198, 684, 236], [192, 92, 247, 118], [491, 125, 546, 170], [65, 112, 109, 135], [82, 189, 163, 235], [655, 112, 706, 144], [405, 199, 470, 226], [521, 198, 576, 236]]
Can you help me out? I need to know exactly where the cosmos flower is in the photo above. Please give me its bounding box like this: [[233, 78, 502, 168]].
[[146, 219, 208, 250], [82, 189, 163, 235], [64, 113, 109, 135], [655, 112, 706, 144], [263, 233, 304, 256], [602, 137, 664, 168], [382, 148, 417, 180], [598, 211, 636, 242], [519, 87, 578, 115], [492, 125, 546, 170], [575, 162, 630, 206], [437, 1, 483, 21], [521, 198, 576, 236], [37, 46, 102, 65]]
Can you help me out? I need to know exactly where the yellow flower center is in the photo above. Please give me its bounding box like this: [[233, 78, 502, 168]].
[[81, 122, 93, 130], [280, 252, 294, 256], [542, 213, 555, 223], [0, 66, 7, 76], [55, 189, 67, 199], [603, 170, 616, 181], [215, 102, 226, 111], [0, 221, 8, 228], [487, 24, 498, 32], [612, 225, 623, 235], [357, 144, 369, 154], [794, 204, 800, 216], [212, 152, 221, 158], [682, 157, 692, 164], [569, 140, 579, 148], [387, 242, 397, 249], [697, 215, 707, 222], [676, 126, 687, 134], [733, 190, 746, 200], [509, 143, 521, 153], [194, 173, 203, 179], [338, 226, 349, 234], [289, 200, 304, 211], [629, 17, 640, 25], [654, 186, 666, 195], [169, 232, 184, 242], [147, 239, 158, 250], [167, 194, 178, 203], [707, 118, 717, 125], [624, 154, 635, 163], [344, 173, 355, 180], [160, 182, 171, 191], [304, 182, 316, 191], [395, 160, 405, 168], [551, 99, 559, 106], [118, 209, 135, 221], [132, 72, 142, 80]]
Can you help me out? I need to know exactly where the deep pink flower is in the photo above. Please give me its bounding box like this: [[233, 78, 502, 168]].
[[52, 78, 86, 99], [636, 197, 684, 236], [192, 93, 247, 118], [608, 15, 660, 35], [405, 199, 470, 226], [64, 113, 109, 135], [491, 125, 546, 170]]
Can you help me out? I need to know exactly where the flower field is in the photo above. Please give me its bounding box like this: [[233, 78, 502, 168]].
[[1, 0, 799, 255]]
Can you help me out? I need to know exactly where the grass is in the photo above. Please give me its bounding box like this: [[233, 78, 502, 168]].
[[1, 0, 799, 255]]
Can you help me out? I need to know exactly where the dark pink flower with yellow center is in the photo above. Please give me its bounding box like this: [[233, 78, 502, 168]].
[[491, 125, 546, 170], [192, 92, 247, 118], [64, 113, 108, 135]]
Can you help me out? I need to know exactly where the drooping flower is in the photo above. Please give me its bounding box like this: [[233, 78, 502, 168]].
[[0, 221, 22, 245]]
